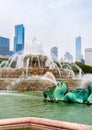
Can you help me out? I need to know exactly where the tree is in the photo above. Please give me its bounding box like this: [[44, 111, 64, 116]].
[[76, 62, 92, 74]]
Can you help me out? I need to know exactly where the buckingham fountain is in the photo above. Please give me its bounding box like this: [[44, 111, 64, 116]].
[[0, 38, 92, 129], [1, 37, 92, 103], [0, 38, 78, 91]]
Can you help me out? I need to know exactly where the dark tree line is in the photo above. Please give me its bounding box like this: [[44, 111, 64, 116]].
[[76, 62, 92, 74]]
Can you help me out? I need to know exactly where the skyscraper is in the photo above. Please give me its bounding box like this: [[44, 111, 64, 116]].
[[50, 47, 58, 61], [75, 36, 82, 61], [85, 48, 92, 66], [0, 36, 10, 56], [14, 24, 25, 53], [64, 51, 73, 62]]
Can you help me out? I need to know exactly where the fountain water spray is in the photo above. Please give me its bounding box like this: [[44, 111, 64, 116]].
[[0, 37, 83, 91], [80, 74, 92, 89]]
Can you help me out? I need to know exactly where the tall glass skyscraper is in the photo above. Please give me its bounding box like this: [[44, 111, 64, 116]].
[[75, 36, 81, 61], [14, 24, 25, 53]]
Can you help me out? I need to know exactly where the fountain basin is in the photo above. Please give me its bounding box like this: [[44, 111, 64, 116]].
[[0, 77, 80, 91], [0, 67, 74, 79]]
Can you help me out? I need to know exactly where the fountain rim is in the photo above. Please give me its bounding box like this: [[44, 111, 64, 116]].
[[0, 117, 92, 130]]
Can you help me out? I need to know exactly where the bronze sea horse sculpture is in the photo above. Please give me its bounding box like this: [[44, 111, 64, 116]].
[[43, 81, 92, 104]]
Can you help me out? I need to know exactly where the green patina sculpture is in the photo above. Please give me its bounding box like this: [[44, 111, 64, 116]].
[[43, 81, 92, 104]]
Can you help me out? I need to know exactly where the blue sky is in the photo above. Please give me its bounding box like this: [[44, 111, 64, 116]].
[[0, 0, 92, 60]]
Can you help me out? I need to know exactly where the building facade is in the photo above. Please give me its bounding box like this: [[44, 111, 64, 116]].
[[14, 24, 25, 53], [64, 51, 73, 62], [85, 48, 92, 66], [0, 36, 10, 56], [75, 36, 82, 61], [50, 47, 58, 61]]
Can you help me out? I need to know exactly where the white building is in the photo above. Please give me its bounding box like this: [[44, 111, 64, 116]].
[[85, 48, 92, 66]]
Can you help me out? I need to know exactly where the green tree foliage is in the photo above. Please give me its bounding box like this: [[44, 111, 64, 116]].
[[76, 62, 92, 74]]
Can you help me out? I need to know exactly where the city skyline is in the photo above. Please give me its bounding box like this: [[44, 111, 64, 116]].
[[0, 0, 92, 60]]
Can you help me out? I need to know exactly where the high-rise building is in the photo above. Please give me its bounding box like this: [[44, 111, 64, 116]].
[[85, 48, 92, 66], [14, 24, 25, 53], [75, 36, 82, 61], [50, 47, 58, 61], [64, 51, 73, 62], [0, 36, 10, 56]]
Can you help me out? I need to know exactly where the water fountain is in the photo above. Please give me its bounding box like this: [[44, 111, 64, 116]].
[[0, 37, 80, 91]]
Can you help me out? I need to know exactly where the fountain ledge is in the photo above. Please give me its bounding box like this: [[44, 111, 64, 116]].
[[0, 117, 92, 130]]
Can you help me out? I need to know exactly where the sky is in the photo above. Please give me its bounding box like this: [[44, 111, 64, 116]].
[[0, 0, 92, 60]]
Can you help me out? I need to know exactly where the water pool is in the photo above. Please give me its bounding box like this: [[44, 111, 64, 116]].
[[0, 91, 92, 125]]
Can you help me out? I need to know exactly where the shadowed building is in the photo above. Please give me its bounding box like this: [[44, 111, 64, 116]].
[[14, 24, 25, 53], [0, 36, 10, 56], [50, 47, 58, 61]]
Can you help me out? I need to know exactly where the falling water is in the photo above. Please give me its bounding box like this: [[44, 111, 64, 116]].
[[71, 63, 83, 79], [25, 57, 30, 76], [0, 61, 7, 68], [80, 74, 92, 89]]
